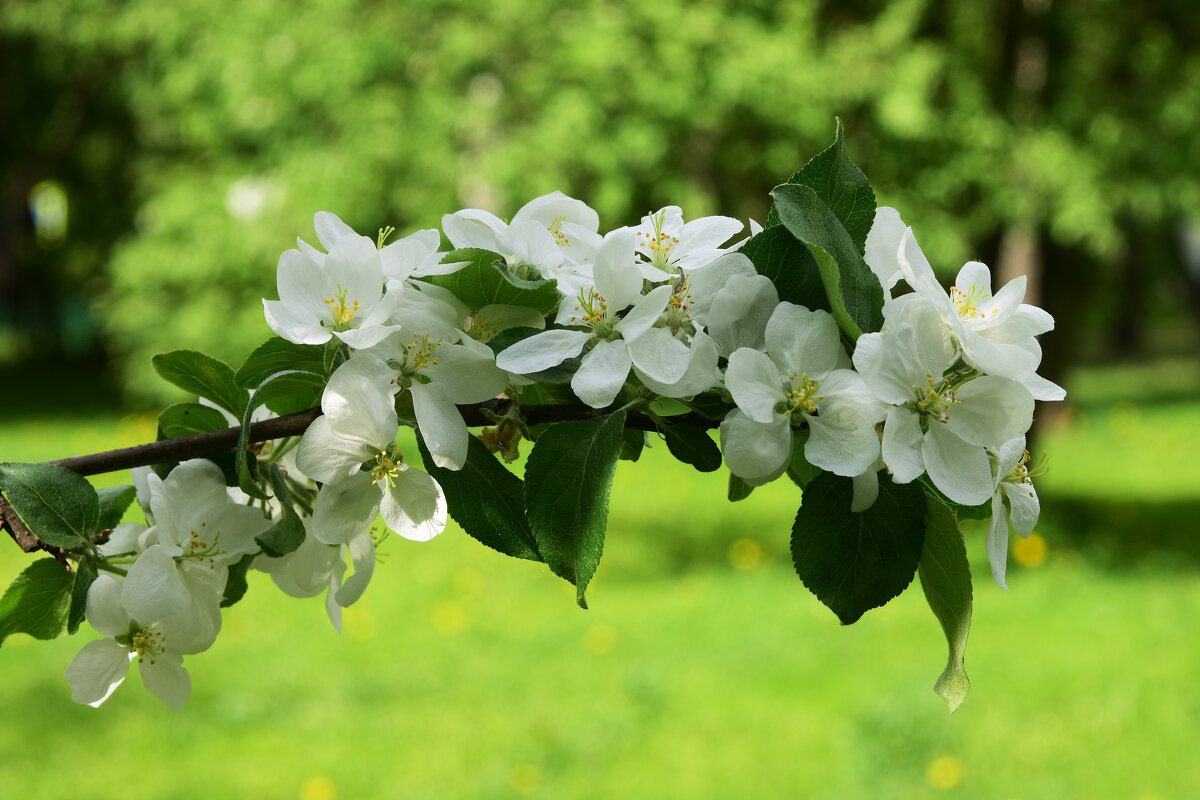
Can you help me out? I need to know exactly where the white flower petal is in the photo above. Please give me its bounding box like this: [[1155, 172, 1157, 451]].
[[850, 469, 881, 512], [336, 532, 377, 606], [411, 382, 469, 471], [571, 339, 631, 408], [923, 423, 994, 506], [881, 407, 925, 484], [725, 348, 784, 424], [495, 330, 590, 374], [65, 639, 132, 707], [1004, 480, 1040, 537], [380, 469, 447, 542], [311, 476, 381, 545], [626, 327, 690, 385], [719, 408, 792, 485], [764, 303, 842, 381], [84, 574, 133, 638], [138, 651, 191, 711], [296, 417, 373, 484], [122, 544, 191, 624], [987, 493, 1010, 590]]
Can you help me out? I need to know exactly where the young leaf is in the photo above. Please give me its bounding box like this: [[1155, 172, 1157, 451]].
[[769, 118, 876, 252], [220, 553, 256, 608], [419, 435, 541, 562], [662, 423, 722, 473], [791, 472, 926, 625], [157, 403, 231, 439], [0, 462, 99, 548], [523, 411, 626, 607], [727, 474, 754, 502], [96, 486, 137, 531], [740, 224, 831, 313], [918, 496, 973, 713], [152, 350, 249, 418], [770, 183, 885, 339], [0, 559, 73, 647], [67, 557, 98, 635], [424, 248, 560, 315], [255, 465, 306, 558]]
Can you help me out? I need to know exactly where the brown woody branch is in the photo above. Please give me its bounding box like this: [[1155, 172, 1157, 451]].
[[3, 400, 717, 552]]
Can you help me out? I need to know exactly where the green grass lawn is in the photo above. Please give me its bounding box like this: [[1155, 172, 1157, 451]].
[[2, 361, 1198, 799]]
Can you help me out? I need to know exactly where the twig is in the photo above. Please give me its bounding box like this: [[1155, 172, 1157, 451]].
[[2, 400, 718, 552]]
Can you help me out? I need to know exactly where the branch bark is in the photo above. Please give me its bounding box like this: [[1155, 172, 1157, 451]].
[[3, 399, 719, 551]]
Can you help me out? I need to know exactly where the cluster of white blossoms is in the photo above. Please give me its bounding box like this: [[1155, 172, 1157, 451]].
[[64, 189, 1060, 709]]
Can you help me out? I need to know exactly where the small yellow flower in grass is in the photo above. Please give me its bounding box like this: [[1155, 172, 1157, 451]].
[[926, 756, 964, 789], [431, 601, 467, 634], [1013, 533, 1047, 567], [585, 624, 617, 655], [510, 764, 540, 794], [300, 776, 337, 800], [728, 538, 762, 570]]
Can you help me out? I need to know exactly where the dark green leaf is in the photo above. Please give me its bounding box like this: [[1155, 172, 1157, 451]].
[[727, 474, 754, 502], [663, 423, 722, 472], [619, 428, 645, 462], [919, 496, 973, 712], [0, 462, 99, 548], [67, 558, 98, 635], [768, 119, 876, 253], [516, 382, 581, 406], [682, 391, 737, 421], [771, 183, 885, 339], [236, 337, 328, 388], [741, 224, 831, 313], [419, 435, 540, 561], [236, 338, 327, 414], [791, 472, 927, 625], [0, 559, 73, 647], [220, 553, 256, 608], [424, 249, 560, 315], [96, 486, 138, 530], [151, 350, 248, 418], [524, 411, 626, 607], [157, 403, 231, 439]]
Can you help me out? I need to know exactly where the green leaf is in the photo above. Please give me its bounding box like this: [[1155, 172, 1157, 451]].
[[619, 428, 645, 462], [727, 474, 754, 502], [157, 403, 231, 439], [786, 432, 823, 488], [152, 350, 249, 418], [67, 557, 98, 635], [96, 486, 138, 530], [0, 462, 99, 548], [919, 496, 973, 713], [662, 423, 722, 472], [770, 183, 885, 339], [220, 553, 256, 608], [0, 559, 73, 647], [424, 249, 560, 315], [235, 337, 327, 414], [740, 224, 831, 313], [523, 411, 626, 607], [790, 472, 927, 625], [768, 119, 876, 253], [255, 466, 306, 558], [234, 370, 325, 502], [419, 435, 541, 562]]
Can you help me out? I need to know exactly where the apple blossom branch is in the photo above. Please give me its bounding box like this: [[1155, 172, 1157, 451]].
[[2, 400, 717, 553]]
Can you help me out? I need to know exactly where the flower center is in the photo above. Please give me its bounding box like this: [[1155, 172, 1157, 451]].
[[464, 312, 497, 343], [371, 443, 407, 489], [130, 627, 167, 665], [912, 371, 958, 423], [181, 520, 222, 568], [547, 215, 571, 247], [636, 210, 680, 273], [324, 282, 360, 329], [950, 283, 997, 321], [778, 372, 822, 417]]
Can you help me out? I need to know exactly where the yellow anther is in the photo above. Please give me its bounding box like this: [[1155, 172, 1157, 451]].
[[324, 282, 358, 327]]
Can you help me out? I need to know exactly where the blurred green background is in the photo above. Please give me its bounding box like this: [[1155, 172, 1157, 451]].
[[2, 0, 1199, 798]]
